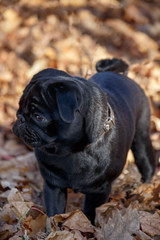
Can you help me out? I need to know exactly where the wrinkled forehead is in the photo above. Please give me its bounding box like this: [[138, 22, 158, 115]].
[[19, 81, 49, 111], [22, 73, 74, 97], [18, 70, 77, 112]]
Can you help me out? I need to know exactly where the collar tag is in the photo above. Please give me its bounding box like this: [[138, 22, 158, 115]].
[[103, 104, 115, 132]]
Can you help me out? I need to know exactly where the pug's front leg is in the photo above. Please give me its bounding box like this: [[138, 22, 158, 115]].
[[44, 181, 67, 217], [83, 184, 111, 224]]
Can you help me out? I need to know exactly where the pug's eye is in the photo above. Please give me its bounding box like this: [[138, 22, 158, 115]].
[[34, 114, 45, 122]]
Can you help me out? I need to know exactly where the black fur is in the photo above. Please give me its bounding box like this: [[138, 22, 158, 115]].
[[13, 58, 155, 224]]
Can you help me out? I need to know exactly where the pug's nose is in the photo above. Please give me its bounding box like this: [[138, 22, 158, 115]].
[[17, 114, 25, 123]]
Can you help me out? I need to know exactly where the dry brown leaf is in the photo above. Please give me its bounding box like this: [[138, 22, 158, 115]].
[[0, 203, 17, 224], [46, 230, 84, 240], [63, 210, 94, 233], [0, 223, 17, 240], [0, 71, 13, 82], [23, 214, 47, 236], [54, 209, 94, 234], [96, 206, 152, 240], [61, 0, 87, 7], [7, 230, 24, 240], [124, 4, 148, 24], [0, 0, 160, 239], [151, 116, 160, 132], [53, 211, 71, 224], [7, 188, 24, 203], [10, 201, 33, 218], [132, 182, 160, 207], [7, 188, 33, 218], [1, 9, 21, 33], [151, 132, 160, 151], [1, 180, 17, 189], [139, 211, 160, 237], [95, 202, 118, 226], [107, 19, 158, 57], [96, 208, 135, 240]]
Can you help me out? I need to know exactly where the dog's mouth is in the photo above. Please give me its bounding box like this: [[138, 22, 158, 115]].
[[23, 126, 41, 147], [13, 121, 71, 156], [13, 122, 41, 147]]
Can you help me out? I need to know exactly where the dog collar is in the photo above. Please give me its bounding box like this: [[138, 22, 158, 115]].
[[103, 103, 115, 132], [86, 103, 115, 147], [93, 103, 115, 143]]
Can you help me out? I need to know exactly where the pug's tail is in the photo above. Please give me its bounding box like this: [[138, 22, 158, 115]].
[[96, 58, 129, 75]]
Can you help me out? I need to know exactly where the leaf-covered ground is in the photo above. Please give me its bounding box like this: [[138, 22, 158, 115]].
[[0, 0, 160, 239]]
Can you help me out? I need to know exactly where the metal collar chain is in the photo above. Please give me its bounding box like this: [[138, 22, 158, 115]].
[[103, 103, 115, 132]]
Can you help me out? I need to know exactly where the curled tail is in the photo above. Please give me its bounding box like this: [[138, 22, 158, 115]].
[[96, 58, 129, 75]]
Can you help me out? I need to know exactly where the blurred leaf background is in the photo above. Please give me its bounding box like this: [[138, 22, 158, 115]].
[[0, 0, 160, 239]]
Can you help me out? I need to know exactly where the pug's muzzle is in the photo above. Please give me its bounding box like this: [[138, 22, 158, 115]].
[[13, 116, 41, 148]]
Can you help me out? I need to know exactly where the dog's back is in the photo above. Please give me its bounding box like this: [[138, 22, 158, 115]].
[[89, 59, 155, 182]]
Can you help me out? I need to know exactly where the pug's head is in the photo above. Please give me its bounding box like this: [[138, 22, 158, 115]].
[[13, 68, 88, 156]]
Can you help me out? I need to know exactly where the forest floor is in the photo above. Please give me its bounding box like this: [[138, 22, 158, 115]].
[[0, 0, 160, 239]]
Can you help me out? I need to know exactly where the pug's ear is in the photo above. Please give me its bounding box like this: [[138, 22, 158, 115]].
[[49, 82, 82, 123]]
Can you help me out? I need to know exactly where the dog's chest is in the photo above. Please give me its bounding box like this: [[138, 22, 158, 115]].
[[37, 151, 109, 193]]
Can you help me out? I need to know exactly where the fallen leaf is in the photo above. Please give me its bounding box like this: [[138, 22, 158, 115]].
[[7, 188, 24, 203], [124, 4, 148, 24], [139, 211, 160, 237], [96, 208, 135, 240], [0, 223, 17, 240], [95, 202, 119, 226], [54, 209, 94, 234], [45, 230, 84, 240], [0, 0, 160, 239], [11, 201, 33, 218], [96, 205, 152, 240], [7, 188, 33, 218], [7, 230, 24, 240], [0, 203, 17, 224], [23, 213, 46, 236]]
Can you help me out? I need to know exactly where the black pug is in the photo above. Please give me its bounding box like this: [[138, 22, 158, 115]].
[[13, 58, 155, 224]]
